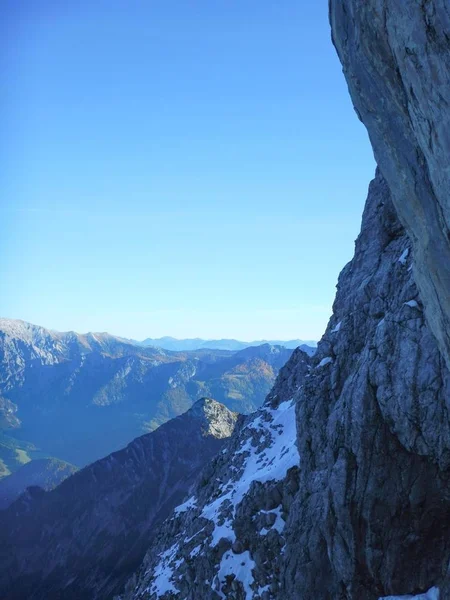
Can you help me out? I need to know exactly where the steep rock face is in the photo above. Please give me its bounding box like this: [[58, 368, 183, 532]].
[[329, 0, 450, 369], [119, 348, 311, 600], [282, 171, 450, 598], [0, 399, 238, 600]]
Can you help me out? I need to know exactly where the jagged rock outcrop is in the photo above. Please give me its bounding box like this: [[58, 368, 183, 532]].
[[329, 0, 450, 371], [282, 171, 450, 598], [0, 398, 238, 600]]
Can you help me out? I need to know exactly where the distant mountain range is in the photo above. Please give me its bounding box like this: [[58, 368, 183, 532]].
[[0, 398, 238, 600], [0, 318, 299, 474], [137, 336, 317, 353]]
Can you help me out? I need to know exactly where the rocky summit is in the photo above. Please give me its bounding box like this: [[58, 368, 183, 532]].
[[0, 398, 238, 600]]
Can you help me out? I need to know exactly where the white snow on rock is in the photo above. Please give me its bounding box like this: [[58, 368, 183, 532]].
[[174, 496, 197, 515], [398, 248, 410, 264], [149, 543, 179, 597], [201, 399, 299, 547], [317, 356, 333, 368], [331, 321, 342, 333], [404, 300, 420, 309], [145, 399, 299, 598], [259, 505, 285, 535], [380, 586, 439, 600], [189, 545, 202, 558], [216, 550, 255, 600]]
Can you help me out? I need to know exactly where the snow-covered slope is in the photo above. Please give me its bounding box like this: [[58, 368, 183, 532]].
[[120, 348, 311, 599]]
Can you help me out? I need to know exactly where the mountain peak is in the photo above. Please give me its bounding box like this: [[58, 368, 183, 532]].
[[187, 397, 239, 439]]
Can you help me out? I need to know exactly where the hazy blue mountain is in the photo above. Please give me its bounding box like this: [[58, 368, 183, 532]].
[[0, 318, 293, 470], [137, 335, 317, 353], [0, 458, 78, 509]]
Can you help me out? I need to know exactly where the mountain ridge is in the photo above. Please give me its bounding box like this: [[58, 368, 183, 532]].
[[0, 398, 239, 600], [137, 335, 317, 353], [0, 457, 78, 509], [0, 318, 293, 475], [0, 318, 316, 353]]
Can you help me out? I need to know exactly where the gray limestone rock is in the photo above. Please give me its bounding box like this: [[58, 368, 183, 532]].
[[329, 0, 450, 371], [282, 171, 450, 598]]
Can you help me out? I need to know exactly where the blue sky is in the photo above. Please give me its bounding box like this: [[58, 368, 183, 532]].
[[1, 1, 375, 341]]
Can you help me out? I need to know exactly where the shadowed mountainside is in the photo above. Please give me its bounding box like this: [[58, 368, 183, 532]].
[[0, 398, 238, 600]]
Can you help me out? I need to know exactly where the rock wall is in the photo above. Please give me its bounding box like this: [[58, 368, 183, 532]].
[[329, 0, 450, 370], [282, 170, 450, 598]]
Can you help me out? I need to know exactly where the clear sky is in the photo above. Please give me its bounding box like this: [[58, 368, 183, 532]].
[[1, 0, 375, 342]]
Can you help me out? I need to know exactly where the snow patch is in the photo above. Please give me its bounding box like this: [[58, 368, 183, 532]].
[[174, 495, 197, 515], [404, 300, 420, 309], [380, 587, 439, 600], [216, 550, 255, 600], [149, 542, 180, 597], [189, 545, 202, 558], [259, 505, 285, 535], [398, 248, 410, 264], [317, 356, 333, 368], [331, 321, 342, 333], [201, 399, 299, 547]]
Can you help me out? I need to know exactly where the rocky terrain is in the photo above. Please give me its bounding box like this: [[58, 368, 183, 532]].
[[0, 318, 291, 469], [0, 398, 238, 600], [111, 3, 450, 598], [119, 348, 311, 600]]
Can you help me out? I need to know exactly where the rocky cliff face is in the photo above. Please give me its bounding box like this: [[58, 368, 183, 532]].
[[329, 0, 450, 372], [282, 171, 450, 598], [0, 399, 238, 600]]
